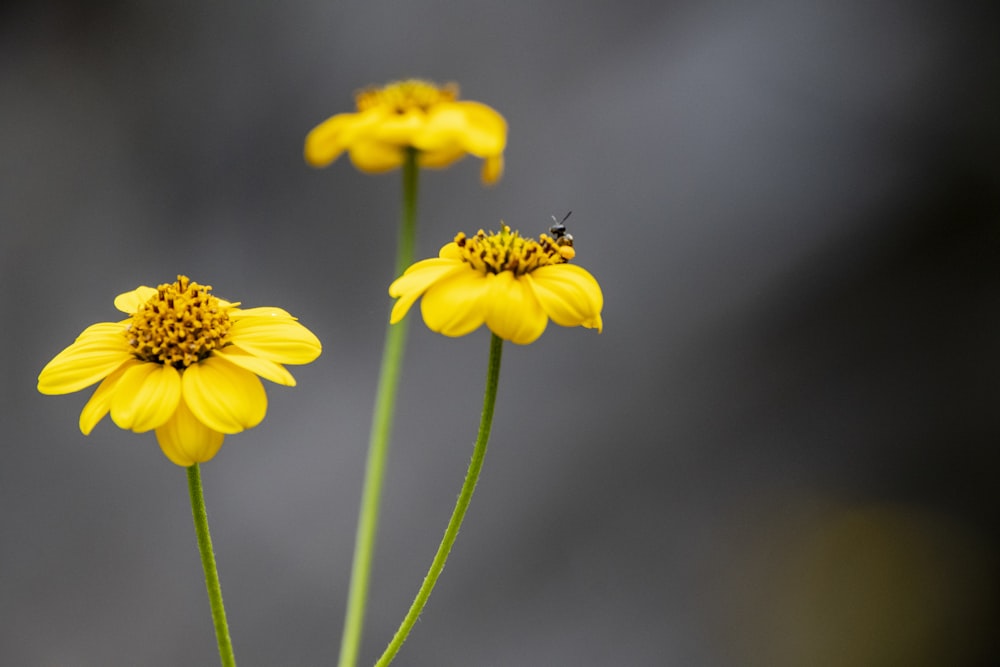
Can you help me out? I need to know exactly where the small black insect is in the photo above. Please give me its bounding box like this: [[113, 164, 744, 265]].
[[549, 211, 574, 247]]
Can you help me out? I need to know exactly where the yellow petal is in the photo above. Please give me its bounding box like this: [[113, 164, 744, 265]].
[[348, 139, 405, 173], [480, 154, 504, 184], [229, 306, 296, 320], [391, 255, 463, 285], [227, 317, 322, 365], [439, 242, 462, 260], [454, 101, 507, 154], [417, 145, 467, 170], [38, 328, 133, 395], [368, 109, 426, 144], [110, 362, 182, 433], [113, 286, 157, 314], [304, 110, 383, 167], [409, 106, 463, 152], [155, 397, 225, 467], [182, 356, 267, 434], [388, 258, 466, 324], [484, 272, 548, 345], [416, 101, 506, 156], [420, 270, 490, 337], [214, 345, 297, 386], [79, 359, 142, 434], [528, 264, 604, 332], [74, 320, 129, 341]]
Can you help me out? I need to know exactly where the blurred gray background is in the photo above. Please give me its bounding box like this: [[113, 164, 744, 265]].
[[3, 1, 999, 665]]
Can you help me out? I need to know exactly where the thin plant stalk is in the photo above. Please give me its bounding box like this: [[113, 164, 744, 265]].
[[187, 463, 236, 667], [374, 333, 504, 667], [338, 148, 420, 667]]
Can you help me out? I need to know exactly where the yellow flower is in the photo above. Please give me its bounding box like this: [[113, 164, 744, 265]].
[[304, 79, 507, 184], [389, 224, 603, 345], [37, 276, 322, 466]]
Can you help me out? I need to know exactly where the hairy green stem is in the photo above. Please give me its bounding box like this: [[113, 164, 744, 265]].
[[338, 148, 420, 667], [187, 463, 236, 667], [374, 333, 505, 667]]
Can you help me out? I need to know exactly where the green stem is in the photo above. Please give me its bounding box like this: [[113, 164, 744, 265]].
[[338, 148, 420, 667], [374, 333, 505, 667], [186, 464, 236, 667]]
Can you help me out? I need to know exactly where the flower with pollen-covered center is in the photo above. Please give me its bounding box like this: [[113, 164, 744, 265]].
[[304, 79, 507, 184], [127, 277, 232, 368], [389, 224, 603, 345], [38, 276, 322, 466]]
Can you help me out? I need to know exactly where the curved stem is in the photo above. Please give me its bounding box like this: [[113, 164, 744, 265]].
[[374, 333, 505, 667], [187, 463, 236, 667], [338, 148, 420, 667]]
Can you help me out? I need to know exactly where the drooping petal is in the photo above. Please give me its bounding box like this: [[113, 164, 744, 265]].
[[113, 286, 157, 314], [214, 345, 297, 386], [38, 328, 134, 395], [110, 363, 182, 433], [484, 272, 548, 345], [388, 258, 467, 324], [420, 270, 490, 337], [304, 110, 384, 167], [182, 356, 267, 434], [155, 397, 225, 467], [480, 154, 504, 185], [79, 358, 142, 434], [528, 264, 604, 332], [227, 317, 322, 365]]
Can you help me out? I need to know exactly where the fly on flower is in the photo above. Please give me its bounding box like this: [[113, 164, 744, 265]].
[[304, 79, 507, 184], [388, 223, 603, 345], [548, 211, 574, 249], [37, 276, 322, 466]]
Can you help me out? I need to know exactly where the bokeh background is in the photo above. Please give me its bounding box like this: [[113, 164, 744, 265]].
[[3, 1, 999, 665]]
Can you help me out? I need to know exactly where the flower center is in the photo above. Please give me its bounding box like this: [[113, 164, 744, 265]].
[[454, 224, 576, 276], [126, 275, 231, 368], [355, 79, 459, 114]]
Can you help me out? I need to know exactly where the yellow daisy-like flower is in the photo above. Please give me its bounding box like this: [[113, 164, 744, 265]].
[[37, 276, 322, 467], [304, 79, 507, 184], [389, 224, 603, 345]]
